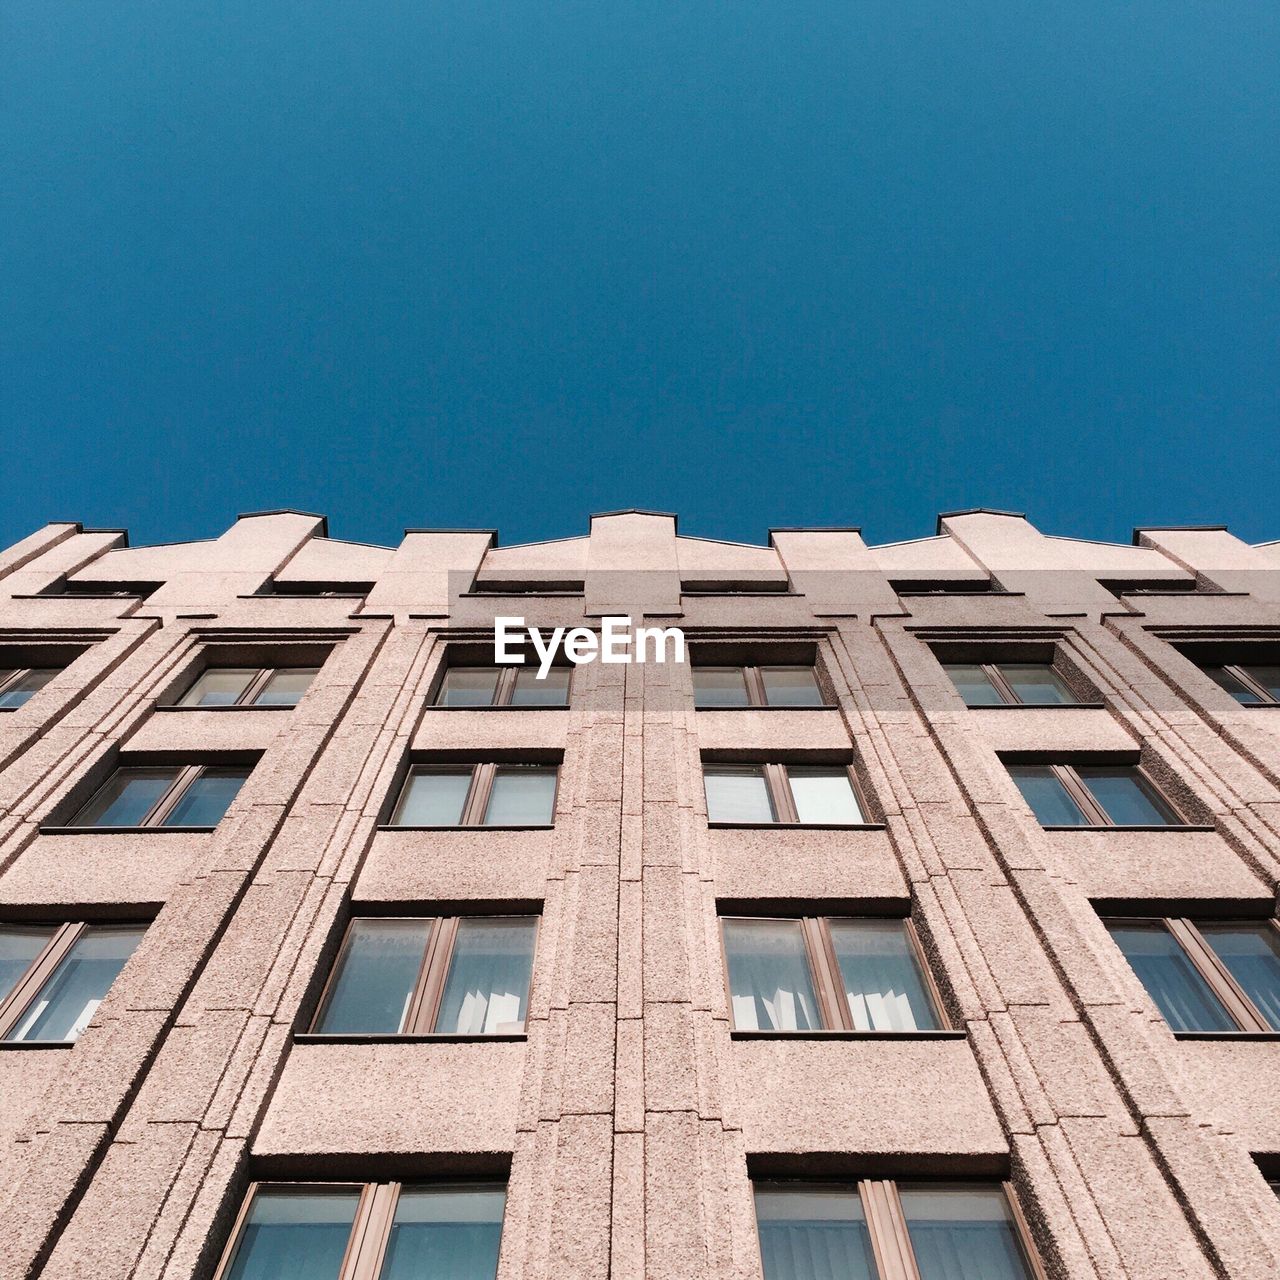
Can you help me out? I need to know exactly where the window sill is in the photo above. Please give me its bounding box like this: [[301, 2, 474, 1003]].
[[1241, 703, 1280, 709], [376, 824, 555, 832], [39, 825, 217, 835], [460, 591, 586, 599], [730, 1029, 965, 1041], [152, 704, 295, 712], [295, 1032, 528, 1044], [1040, 824, 1214, 833], [1172, 1031, 1280, 1041], [966, 702, 1105, 711], [708, 822, 886, 831], [695, 705, 839, 712], [0, 1040, 76, 1051], [426, 705, 570, 712]]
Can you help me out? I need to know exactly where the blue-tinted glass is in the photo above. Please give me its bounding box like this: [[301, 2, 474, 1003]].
[[316, 919, 434, 1034], [723, 919, 820, 1031], [6, 925, 145, 1043], [753, 1184, 876, 1280], [224, 1189, 359, 1280], [1008, 767, 1087, 826], [436, 669, 501, 707], [899, 1185, 1033, 1280], [1106, 923, 1235, 1032], [829, 920, 939, 1031], [1243, 665, 1280, 701], [693, 668, 751, 708], [483, 768, 556, 825], [760, 667, 823, 707], [704, 766, 775, 823], [998, 664, 1075, 705], [943, 664, 1004, 706], [395, 770, 473, 825], [0, 668, 58, 709], [435, 918, 536, 1034], [0, 925, 55, 1005], [1203, 666, 1260, 704], [511, 668, 570, 706], [255, 669, 317, 707], [1076, 767, 1179, 826], [1198, 923, 1280, 1030], [162, 769, 247, 827], [72, 768, 176, 826], [178, 669, 256, 707], [378, 1185, 506, 1280]]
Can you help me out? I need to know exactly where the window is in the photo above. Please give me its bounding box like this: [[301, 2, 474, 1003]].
[[1202, 663, 1280, 706], [389, 764, 557, 827], [754, 1181, 1043, 1280], [177, 666, 318, 708], [721, 917, 943, 1032], [0, 922, 146, 1043], [68, 764, 250, 829], [681, 579, 791, 594], [469, 579, 584, 594], [943, 662, 1077, 707], [1105, 918, 1280, 1034], [0, 667, 59, 709], [890, 579, 993, 595], [434, 666, 570, 708], [693, 665, 823, 709], [269, 581, 375, 597], [312, 916, 537, 1035], [215, 1182, 506, 1280], [1008, 764, 1183, 827], [704, 763, 867, 825]]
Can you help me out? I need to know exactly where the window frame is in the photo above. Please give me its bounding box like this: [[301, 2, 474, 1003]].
[[0, 666, 59, 710], [752, 1177, 1047, 1280], [432, 665, 572, 709], [1208, 662, 1280, 706], [388, 763, 560, 828], [0, 920, 144, 1044], [174, 665, 319, 709], [692, 664, 826, 709], [212, 1179, 508, 1280], [309, 913, 539, 1037], [1104, 915, 1280, 1034], [703, 761, 873, 827], [946, 661, 1081, 708], [68, 763, 250, 830], [1016, 762, 1187, 828], [719, 914, 949, 1034]]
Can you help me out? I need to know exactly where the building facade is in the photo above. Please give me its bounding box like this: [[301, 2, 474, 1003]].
[[1, 507, 1280, 1279]]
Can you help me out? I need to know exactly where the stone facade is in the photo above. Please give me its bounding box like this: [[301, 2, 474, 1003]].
[[1, 507, 1279, 1278]]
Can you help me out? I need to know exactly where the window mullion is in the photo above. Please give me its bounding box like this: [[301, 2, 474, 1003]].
[[404, 917, 446, 1034], [0, 921, 85, 1039], [495, 668, 518, 707], [1174, 919, 1272, 1033], [0, 669, 20, 697], [804, 917, 847, 1030], [985, 664, 1020, 706], [146, 766, 201, 827], [344, 1182, 400, 1280], [462, 764, 494, 826], [334, 1183, 382, 1280], [744, 666, 768, 707], [859, 1179, 921, 1280], [1056, 766, 1107, 825], [238, 669, 275, 706], [768, 764, 799, 824], [412, 917, 459, 1034], [1228, 665, 1275, 705]]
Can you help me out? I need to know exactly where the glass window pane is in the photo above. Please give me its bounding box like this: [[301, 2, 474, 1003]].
[[899, 1184, 1034, 1280], [997, 664, 1075, 705], [1242, 665, 1280, 702], [5, 925, 145, 1043], [943, 664, 1004, 706], [435, 918, 536, 1034], [254, 669, 317, 707], [760, 667, 823, 707], [0, 668, 58, 709], [1076, 767, 1179, 826], [224, 1188, 360, 1280], [511, 667, 570, 707], [693, 668, 751, 708], [1106, 923, 1236, 1032], [436, 669, 501, 707], [1203, 665, 1260, 703], [178, 669, 257, 708], [1008, 766, 1088, 826], [315, 920, 434, 1034], [828, 920, 939, 1031], [1197, 923, 1280, 1031], [753, 1184, 877, 1280], [786, 768, 864, 825], [722, 919, 820, 1031], [379, 1185, 506, 1280], [395, 770, 473, 825], [72, 768, 177, 827], [162, 768, 248, 827], [0, 924, 56, 1005], [483, 767, 556, 825], [704, 766, 775, 823]]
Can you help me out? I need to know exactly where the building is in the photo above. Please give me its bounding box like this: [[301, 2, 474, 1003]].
[[1, 507, 1280, 1279]]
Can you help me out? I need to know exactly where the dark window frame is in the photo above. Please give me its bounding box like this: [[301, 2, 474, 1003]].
[[432, 665, 573, 709], [720, 914, 949, 1034], [310, 913, 539, 1037], [692, 664, 826, 709], [703, 761, 874, 827], [173, 665, 320, 709], [1105, 915, 1280, 1034], [1207, 663, 1280, 706], [1015, 762, 1187, 828], [946, 661, 1082, 707], [213, 1179, 508, 1280], [68, 763, 250, 830], [388, 762, 560, 828], [752, 1177, 1047, 1280], [0, 666, 59, 710]]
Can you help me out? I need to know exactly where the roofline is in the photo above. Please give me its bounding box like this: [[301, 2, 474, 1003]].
[[237, 509, 329, 537], [1131, 524, 1230, 545], [590, 509, 679, 529], [768, 526, 862, 535], [935, 508, 1027, 535]]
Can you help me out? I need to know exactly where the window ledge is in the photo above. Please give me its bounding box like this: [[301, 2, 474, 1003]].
[[966, 702, 1105, 711], [730, 1029, 965, 1041], [376, 824, 556, 832], [0, 1041, 76, 1051], [427, 705, 570, 712], [1040, 824, 1214, 833], [1172, 1031, 1280, 1041], [1241, 702, 1280, 709], [708, 822, 886, 831], [460, 591, 586, 599], [39, 825, 217, 835], [695, 705, 839, 712], [152, 704, 295, 713], [294, 1032, 528, 1044]]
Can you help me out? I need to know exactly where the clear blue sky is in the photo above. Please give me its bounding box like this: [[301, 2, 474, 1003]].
[[3, 2, 1277, 552]]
